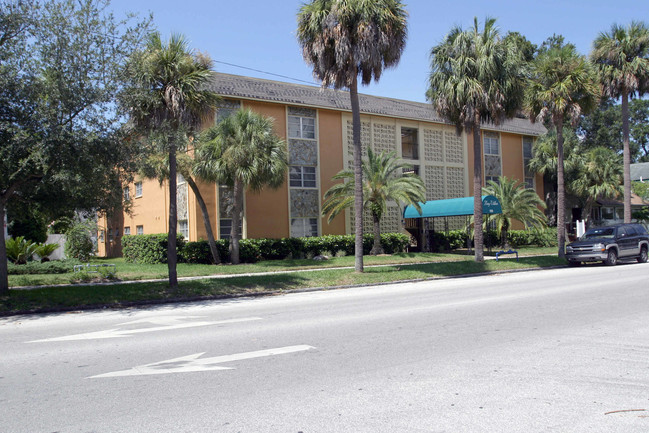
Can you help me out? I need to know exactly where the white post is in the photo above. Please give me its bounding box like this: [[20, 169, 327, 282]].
[[576, 220, 585, 238]]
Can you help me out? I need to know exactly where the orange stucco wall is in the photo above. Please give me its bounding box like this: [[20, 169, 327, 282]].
[[241, 100, 290, 238], [318, 109, 346, 235]]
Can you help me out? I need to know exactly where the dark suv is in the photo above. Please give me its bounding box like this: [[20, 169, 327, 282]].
[[566, 223, 649, 266]]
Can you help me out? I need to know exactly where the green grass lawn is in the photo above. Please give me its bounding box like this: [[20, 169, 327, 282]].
[[1, 249, 565, 315]]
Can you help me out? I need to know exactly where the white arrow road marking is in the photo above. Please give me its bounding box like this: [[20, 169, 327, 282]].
[[87, 345, 316, 378], [28, 317, 262, 343]]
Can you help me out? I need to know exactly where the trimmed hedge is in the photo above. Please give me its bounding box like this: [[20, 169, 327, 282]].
[[7, 259, 81, 275], [122, 233, 186, 264], [174, 232, 411, 264], [429, 227, 558, 252]]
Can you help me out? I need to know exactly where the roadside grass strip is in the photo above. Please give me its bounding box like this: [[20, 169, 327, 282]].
[[1, 254, 564, 315]]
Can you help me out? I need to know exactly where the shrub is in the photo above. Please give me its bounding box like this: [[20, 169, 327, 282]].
[[177, 232, 409, 264], [122, 233, 186, 264], [34, 243, 60, 262], [5, 236, 38, 264], [7, 259, 79, 275], [64, 220, 96, 262]]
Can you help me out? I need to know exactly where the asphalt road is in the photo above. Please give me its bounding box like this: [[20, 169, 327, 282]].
[[2, 263, 649, 433]]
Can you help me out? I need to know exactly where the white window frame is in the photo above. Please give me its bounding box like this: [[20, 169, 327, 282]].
[[288, 115, 316, 140], [136, 225, 143, 235], [124, 226, 131, 236], [483, 131, 501, 184], [135, 181, 143, 198], [179, 220, 189, 240], [289, 165, 317, 188], [290, 217, 318, 238], [123, 186, 130, 201]]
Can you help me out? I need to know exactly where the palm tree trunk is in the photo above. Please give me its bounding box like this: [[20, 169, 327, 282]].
[[186, 175, 220, 264], [473, 113, 484, 262], [230, 177, 243, 265], [622, 90, 631, 223], [556, 121, 566, 259], [168, 144, 178, 288], [350, 74, 364, 272], [0, 203, 8, 294], [370, 211, 384, 255]]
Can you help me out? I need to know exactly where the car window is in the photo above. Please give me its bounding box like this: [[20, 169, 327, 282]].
[[635, 225, 648, 235], [626, 225, 637, 236], [617, 227, 628, 238], [582, 227, 615, 239]]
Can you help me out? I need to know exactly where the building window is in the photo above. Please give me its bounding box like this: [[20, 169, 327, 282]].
[[401, 127, 419, 160], [216, 99, 240, 124], [291, 217, 318, 238], [483, 132, 501, 184], [219, 219, 242, 240], [523, 136, 535, 189], [288, 115, 316, 139], [123, 186, 130, 201], [402, 165, 419, 176], [124, 226, 131, 236], [135, 181, 143, 198], [289, 166, 317, 188], [179, 220, 189, 240], [136, 225, 143, 235]]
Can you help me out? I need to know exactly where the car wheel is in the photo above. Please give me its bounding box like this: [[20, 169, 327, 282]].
[[604, 249, 617, 266], [638, 246, 648, 263], [568, 260, 581, 267]]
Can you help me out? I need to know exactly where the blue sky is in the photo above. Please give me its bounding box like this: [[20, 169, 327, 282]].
[[109, 0, 648, 103]]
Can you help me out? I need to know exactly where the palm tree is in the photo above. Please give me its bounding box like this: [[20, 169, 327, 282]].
[[297, 0, 408, 272], [525, 41, 599, 258], [571, 147, 623, 226], [592, 22, 649, 223], [427, 17, 525, 262], [322, 149, 425, 255], [138, 150, 221, 264], [528, 127, 583, 226], [194, 109, 287, 264], [123, 33, 218, 287], [482, 177, 547, 248]]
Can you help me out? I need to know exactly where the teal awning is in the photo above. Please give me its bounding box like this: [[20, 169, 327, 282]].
[[403, 195, 502, 219]]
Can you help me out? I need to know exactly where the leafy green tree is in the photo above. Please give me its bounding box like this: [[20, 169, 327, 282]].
[[632, 180, 649, 201], [322, 149, 425, 255], [297, 0, 408, 272], [482, 177, 547, 248], [121, 33, 218, 287], [64, 219, 96, 262], [0, 0, 150, 294], [194, 109, 288, 265], [592, 22, 649, 223], [525, 40, 599, 258], [427, 17, 525, 262]]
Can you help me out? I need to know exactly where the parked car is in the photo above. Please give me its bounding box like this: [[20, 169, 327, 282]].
[[566, 223, 649, 266]]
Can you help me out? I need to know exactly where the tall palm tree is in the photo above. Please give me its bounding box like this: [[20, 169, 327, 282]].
[[297, 0, 408, 272], [592, 22, 649, 223], [525, 41, 599, 258], [194, 109, 287, 264], [571, 147, 623, 226], [123, 33, 218, 287], [322, 149, 425, 255], [482, 176, 547, 248], [427, 17, 525, 262]]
